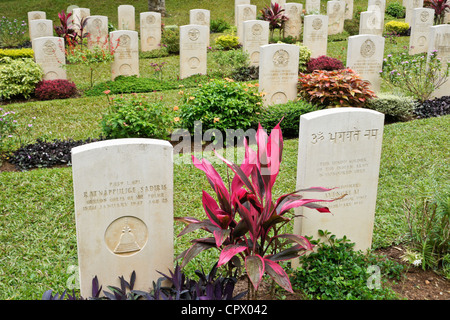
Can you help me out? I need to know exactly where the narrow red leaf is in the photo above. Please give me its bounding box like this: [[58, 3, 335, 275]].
[[264, 258, 293, 293], [218, 244, 247, 267], [245, 255, 265, 291]]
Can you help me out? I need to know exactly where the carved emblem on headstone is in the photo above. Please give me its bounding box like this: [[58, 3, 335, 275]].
[[312, 18, 323, 30], [360, 39, 376, 58], [420, 11, 430, 22], [146, 15, 156, 25], [188, 28, 200, 41], [252, 23, 263, 36], [43, 40, 56, 56], [273, 49, 290, 67]]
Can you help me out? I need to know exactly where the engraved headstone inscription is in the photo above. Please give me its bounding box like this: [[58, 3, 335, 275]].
[[179, 24, 208, 79], [242, 20, 269, 67], [140, 12, 162, 52], [110, 30, 139, 80], [292, 108, 384, 269], [32, 36, 66, 80], [72, 138, 174, 298], [303, 15, 328, 58]]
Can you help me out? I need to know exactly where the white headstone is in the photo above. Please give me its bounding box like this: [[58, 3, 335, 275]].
[[367, 0, 386, 18], [110, 30, 139, 80], [236, 4, 257, 44], [359, 10, 383, 36], [27, 11, 46, 37], [292, 108, 385, 267], [140, 12, 162, 52], [235, 0, 251, 25], [72, 138, 174, 298], [305, 0, 321, 14], [428, 25, 450, 98], [346, 34, 385, 92], [343, 0, 354, 20], [303, 15, 328, 58], [189, 9, 211, 47], [271, 0, 287, 7], [409, 8, 434, 55], [72, 8, 90, 35], [85, 15, 109, 50], [327, 0, 346, 35], [29, 19, 53, 43], [243, 20, 270, 67], [32, 36, 66, 80], [179, 25, 208, 79], [259, 43, 299, 106], [118, 5, 135, 30], [405, 0, 424, 26], [284, 3, 303, 39]]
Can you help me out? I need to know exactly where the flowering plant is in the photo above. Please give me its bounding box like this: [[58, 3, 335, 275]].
[[175, 123, 340, 297], [0, 16, 28, 48], [380, 50, 450, 101], [0, 108, 35, 154]]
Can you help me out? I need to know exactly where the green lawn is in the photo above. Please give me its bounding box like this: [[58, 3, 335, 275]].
[[0, 0, 449, 300]]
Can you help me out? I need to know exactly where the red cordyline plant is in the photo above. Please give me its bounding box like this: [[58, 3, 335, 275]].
[[175, 122, 340, 298], [259, 2, 289, 39], [424, 0, 450, 24]]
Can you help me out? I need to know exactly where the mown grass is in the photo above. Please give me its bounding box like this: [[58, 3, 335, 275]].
[[0, 0, 449, 300]]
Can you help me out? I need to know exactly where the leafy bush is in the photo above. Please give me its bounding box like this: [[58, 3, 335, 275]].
[[344, 18, 360, 36], [231, 65, 259, 82], [364, 93, 418, 122], [210, 48, 249, 78], [414, 95, 450, 119], [43, 264, 247, 300], [380, 50, 449, 102], [0, 16, 28, 48], [100, 93, 176, 140], [403, 191, 450, 273], [161, 27, 180, 54], [384, 21, 409, 35], [34, 79, 77, 100], [385, 2, 406, 18], [291, 230, 404, 300], [306, 55, 344, 73], [85, 74, 209, 96], [179, 79, 262, 133], [0, 48, 34, 59], [214, 34, 240, 50], [254, 99, 318, 138], [0, 57, 43, 100], [8, 137, 102, 170], [210, 18, 231, 33], [296, 43, 311, 72], [176, 123, 337, 298], [298, 68, 377, 108]]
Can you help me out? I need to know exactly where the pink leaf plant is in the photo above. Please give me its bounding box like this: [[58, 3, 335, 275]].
[[175, 122, 341, 295]]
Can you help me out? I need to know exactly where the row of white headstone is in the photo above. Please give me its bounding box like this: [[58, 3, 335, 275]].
[[71, 106, 385, 297]]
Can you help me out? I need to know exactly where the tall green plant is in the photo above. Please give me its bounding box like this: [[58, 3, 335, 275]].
[[175, 123, 340, 298]]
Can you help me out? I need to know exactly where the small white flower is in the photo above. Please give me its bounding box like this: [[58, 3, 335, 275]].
[[412, 259, 422, 267]]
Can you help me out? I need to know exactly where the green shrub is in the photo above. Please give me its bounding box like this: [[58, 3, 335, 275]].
[[254, 99, 318, 138], [385, 2, 406, 18], [215, 34, 240, 50], [385, 21, 409, 35], [85, 74, 209, 96], [210, 18, 231, 33], [0, 57, 42, 100], [0, 48, 34, 59], [296, 43, 311, 72], [179, 79, 263, 133], [291, 230, 404, 300], [0, 16, 29, 48], [161, 27, 180, 54], [100, 93, 176, 140], [344, 18, 360, 36], [210, 48, 249, 78], [364, 93, 418, 122]]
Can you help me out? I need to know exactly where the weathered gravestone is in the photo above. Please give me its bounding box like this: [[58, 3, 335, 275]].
[[271, 0, 287, 7], [33, 36, 66, 80], [259, 43, 299, 106], [327, 0, 345, 35], [72, 8, 90, 36], [409, 8, 434, 55], [242, 20, 269, 67], [29, 19, 53, 43], [405, 0, 424, 26], [235, 0, 251, 25], [236, 4, 257, 44], [359, 10, 383, 36], [303, 15, 328, 58], [190, 9, 210, 47], [428, 24, 450, 98], [343, 0, 354, 20], [179, 25, 208, 79], [85, 15, 109, 50], [118, 5, 135, 30], [27, 11, 46, 37], [140, 12, 162, 52], [72, 138, 174, 298], [346, 34, 385, 92], [306, 0, 321, 14], [292, 108, 385, 268], [110, 30, 139, 80], [284, 3, 303, 39]]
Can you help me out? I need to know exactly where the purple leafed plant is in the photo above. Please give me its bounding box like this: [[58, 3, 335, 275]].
[[259, 2, 289, 38], [175, 122, 341, 298]]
